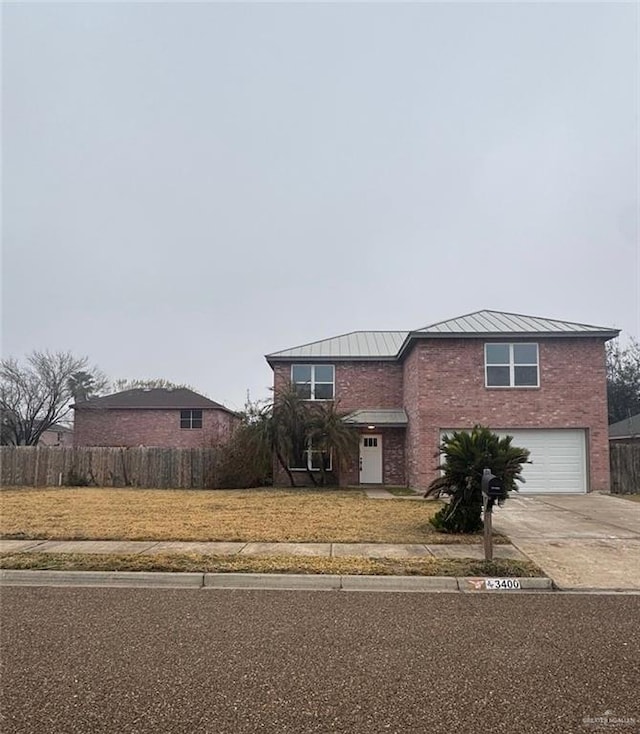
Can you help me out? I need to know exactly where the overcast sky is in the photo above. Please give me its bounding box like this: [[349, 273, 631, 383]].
[[2, 1, 638, 410]]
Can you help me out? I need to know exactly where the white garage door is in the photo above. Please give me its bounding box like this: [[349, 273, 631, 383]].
[[439, 429, 587, 494]]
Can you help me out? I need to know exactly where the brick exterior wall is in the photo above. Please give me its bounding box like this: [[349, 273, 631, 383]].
[[272, 361, 403, 410], [381, 428, 406, 485], [274, 427, 406, 487], [335, 428, 406, 487], [73, 408, 239, 448], [272, 362, 406, 487], [270, 335, 611, 491], [402, 337, 610, 491]]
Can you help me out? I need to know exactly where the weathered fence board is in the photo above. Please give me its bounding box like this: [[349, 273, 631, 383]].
[[610, 443, 640, 494], [0, 446, 222, 489]]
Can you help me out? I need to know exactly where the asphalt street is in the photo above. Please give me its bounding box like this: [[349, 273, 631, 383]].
[[1, 588, 639, 734]]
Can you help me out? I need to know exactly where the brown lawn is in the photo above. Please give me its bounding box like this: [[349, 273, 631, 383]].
[[0, 552, 541, 577], [0, 487, 493, 544]]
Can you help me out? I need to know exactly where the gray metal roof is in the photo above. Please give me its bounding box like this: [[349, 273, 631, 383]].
[[267, 311, 618, 363], [344, 409, 408, 427], [609, 414, 640, 439], [414, 310, 618, 336], [266, 331, 408, 361]]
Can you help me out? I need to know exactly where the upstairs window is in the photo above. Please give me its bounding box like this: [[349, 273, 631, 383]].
[[291, 364, 335, 400], [180, 409, 203, 429], [485, 343, 539, 388]]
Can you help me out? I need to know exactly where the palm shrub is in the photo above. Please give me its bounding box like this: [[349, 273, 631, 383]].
[[306, 400, 360, 486], [217, 385, 360, 488], [426, 426, 530, 533]]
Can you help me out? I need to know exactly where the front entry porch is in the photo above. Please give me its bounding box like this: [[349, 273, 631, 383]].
[[342, 409, 408, 486]]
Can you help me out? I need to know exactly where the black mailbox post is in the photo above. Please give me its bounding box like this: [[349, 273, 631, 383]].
[[482, 470, 505, 506], [481, 468, 505, 561]]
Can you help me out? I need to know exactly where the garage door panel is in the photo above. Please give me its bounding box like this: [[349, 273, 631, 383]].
[[502, 430, 586, 494], [439, 428, 587, 494]]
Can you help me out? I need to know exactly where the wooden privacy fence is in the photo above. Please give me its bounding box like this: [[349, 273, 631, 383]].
[[0, 446, 222, 489], [610, 443, 640, 494]]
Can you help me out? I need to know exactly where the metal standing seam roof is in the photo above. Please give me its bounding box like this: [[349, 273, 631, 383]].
[[343, 409, 408, 426], [266, 331, 408, 361], [414, 310, 618, 336], [266, 311, 618, 362]]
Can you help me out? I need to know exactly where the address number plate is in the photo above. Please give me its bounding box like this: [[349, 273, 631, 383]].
[[485, 578, 522, 590]]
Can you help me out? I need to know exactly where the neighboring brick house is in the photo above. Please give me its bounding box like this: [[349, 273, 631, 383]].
[[266, 310, 619, 493], [73, 388, 240, 448]]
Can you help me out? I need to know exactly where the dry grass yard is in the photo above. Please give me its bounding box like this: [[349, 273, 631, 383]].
[[0, 552, 540, 577], [0, 487, 493, 544]]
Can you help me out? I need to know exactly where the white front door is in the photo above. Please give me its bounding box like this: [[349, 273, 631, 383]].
[[360, 434, 382, 484]]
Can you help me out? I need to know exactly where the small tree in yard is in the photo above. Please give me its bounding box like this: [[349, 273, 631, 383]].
[[426, 426, 530, 534], [306, 400, 360, 486], [216, 390, 304, 489], [215, 395, 276, 488], [270, 385, 359, 487], [217, 385, 359, 488]]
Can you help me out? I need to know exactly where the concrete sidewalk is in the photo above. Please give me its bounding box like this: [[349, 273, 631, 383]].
[[493, 494, 640, 591], [0, 538, 526, 561]]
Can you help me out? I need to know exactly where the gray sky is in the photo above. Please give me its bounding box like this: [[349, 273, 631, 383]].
[[2, 1, 638, 411]]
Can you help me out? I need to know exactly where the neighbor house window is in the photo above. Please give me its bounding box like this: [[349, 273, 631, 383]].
[[288, 441, 332, 472], [291, 364, 335, 400], [485, 343, 539, 387], [180, 409, 203, 428]]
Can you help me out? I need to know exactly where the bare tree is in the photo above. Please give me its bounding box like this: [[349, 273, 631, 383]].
[[0, 351, 107, 445], [606, 337, 640, 423]]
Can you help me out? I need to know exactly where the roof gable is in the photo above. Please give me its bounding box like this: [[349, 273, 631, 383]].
[[414, 310, 618, 336], [266, 310, 618, 365], [73, 388, 233, 412], [266, 331, 408, 362]]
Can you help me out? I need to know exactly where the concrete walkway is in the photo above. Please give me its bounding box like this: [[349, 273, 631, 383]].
[[0, 538, 526, 561], [493, 494, 640, 591]]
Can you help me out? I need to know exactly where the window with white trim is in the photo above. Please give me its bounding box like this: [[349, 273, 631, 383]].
[[289, 441, 332, 471], [291, 364, 335, 400], [485, 343, 539, 387], [180, 409, 203, 428]]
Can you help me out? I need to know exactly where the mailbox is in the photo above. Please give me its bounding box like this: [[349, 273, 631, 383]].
[[481, 468, 506, 510]]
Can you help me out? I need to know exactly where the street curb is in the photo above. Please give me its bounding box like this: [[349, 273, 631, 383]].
[[458, 576, 553, 592], [0, 569, 557, 592], [204, 573, 341, 590], [0, 570, 204, 588], [340, 575, 458, 592]]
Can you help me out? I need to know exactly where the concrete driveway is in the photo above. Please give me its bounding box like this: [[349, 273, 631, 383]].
[[492, 494, 640, 591]]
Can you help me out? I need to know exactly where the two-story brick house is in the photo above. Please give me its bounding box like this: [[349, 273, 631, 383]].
[[73, 388, 240, 448], [266, 310, 618, 493]]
